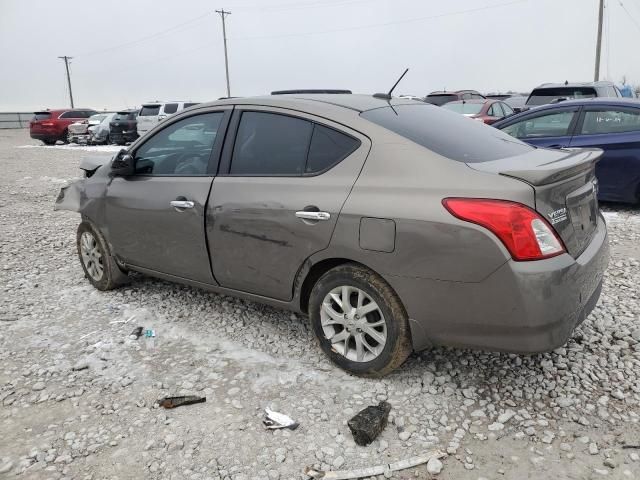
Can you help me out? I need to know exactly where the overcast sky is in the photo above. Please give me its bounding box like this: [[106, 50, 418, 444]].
[[1, 0, 640, 111]]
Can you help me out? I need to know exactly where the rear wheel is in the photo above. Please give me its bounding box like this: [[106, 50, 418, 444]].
[[77, 222, 129, 291], [309, 263, 412, 377], [61, 129, 69, 144], [42, 139, 55, 146]]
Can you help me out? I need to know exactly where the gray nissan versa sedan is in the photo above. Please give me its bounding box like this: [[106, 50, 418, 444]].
[[55, 94, 609, 377]]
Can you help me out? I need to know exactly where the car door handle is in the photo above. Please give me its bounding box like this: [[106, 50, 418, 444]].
[[295, 211, 330, 221], [170, 200, 194, 210]]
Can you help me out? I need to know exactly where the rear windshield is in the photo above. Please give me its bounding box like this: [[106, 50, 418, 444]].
[[33, 112, 51, 121], [113, 112, 130, 121], [443, 102, 484, 115], [360, 104, 533, 163], [424, 94, 457, 106], [140, 105, 161, 116], [527, 87, 597, 106]]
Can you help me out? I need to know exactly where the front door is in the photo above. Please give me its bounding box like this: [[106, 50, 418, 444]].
[[209, 107, 370, 301], [569, 106, 640, 203], [105, 109, 230, 284]]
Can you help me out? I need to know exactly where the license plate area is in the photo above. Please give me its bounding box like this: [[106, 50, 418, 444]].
[[566, 180, 598, 250]]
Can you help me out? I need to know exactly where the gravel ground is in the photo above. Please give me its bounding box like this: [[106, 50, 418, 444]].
[[1, 128, 639, 480]]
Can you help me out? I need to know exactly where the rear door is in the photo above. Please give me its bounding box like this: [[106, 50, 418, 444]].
[[499, 106, 581, 148], [106, 109, 231, 283], [569, 105, 640, 203], [208, 106, 370, 301]]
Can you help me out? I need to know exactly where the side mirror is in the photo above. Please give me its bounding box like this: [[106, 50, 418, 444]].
[[111, 149, 135, 176]]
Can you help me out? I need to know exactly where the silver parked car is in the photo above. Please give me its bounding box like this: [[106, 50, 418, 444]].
[[55, 95, 609, 376]]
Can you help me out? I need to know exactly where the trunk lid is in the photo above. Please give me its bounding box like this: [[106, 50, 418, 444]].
[[467, 148, 602, 258]]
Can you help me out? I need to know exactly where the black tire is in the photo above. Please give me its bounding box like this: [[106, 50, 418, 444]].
[[61, 129, 69, 144], [42, 139, 55, 146], [76, 222, 129, 291], [309, 263, 412, 377]]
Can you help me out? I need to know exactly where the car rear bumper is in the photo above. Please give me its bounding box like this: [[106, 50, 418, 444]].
[[110, 131, 137, 144], [30, 132, 60, 141], [387, 213, 609, 353]]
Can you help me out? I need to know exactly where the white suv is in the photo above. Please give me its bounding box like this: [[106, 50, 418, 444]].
[[136, 101, 199, 136]]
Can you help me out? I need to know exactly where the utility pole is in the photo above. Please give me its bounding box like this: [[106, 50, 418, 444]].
[[594, 0, 604, 81], [58, 56, 75, 108], [216, 8, 231, 98]]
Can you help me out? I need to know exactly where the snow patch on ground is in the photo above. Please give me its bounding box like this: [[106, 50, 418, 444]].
[[17, 144, 122, 153]]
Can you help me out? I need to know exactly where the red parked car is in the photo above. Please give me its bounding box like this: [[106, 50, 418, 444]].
[[442, 99, 515, 125], [30, 109, 97, 145]]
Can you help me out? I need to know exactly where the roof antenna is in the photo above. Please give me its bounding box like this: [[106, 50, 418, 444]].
[[374, 68, 409, 100]]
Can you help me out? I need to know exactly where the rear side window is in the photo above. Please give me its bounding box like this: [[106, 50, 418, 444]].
[[424, 94, 457, 106], [230, 112, 313, 175], [33, 112, 51, 121], [580, 109, 640, 135], [306, 125, 360, 174], [361, 104, 532, 162], [140, 106, 161, 116], [527, 87, 596, 106], [163, 103, 179, 114], [59, 111, 83, 119]]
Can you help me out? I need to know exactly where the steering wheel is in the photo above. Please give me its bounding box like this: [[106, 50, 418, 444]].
[[174, 152, 208, 175]]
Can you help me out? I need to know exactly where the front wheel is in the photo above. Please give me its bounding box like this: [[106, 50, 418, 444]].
[[77, 222, 129, 290], [309, 263, 412, 377]]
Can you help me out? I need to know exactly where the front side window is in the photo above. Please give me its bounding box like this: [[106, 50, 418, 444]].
[[134, 113, 223, 175], [501, 111, 576, 139], [163, 103, 179, 114], [361, 104, 532, 163], [230, 112, 313, 175], [580, 109, 640, 135], [502, 103, 514, 116]]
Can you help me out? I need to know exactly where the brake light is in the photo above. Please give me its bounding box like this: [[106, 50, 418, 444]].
[[442, 198, 566, 261], [41, 122, 54, 127]]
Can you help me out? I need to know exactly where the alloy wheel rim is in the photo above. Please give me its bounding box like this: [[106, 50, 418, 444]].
[[320, 285, 387, 362], [80, 232, 104, 281]]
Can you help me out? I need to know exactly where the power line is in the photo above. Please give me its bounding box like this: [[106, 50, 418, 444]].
[[618, 0, 640, 33], [233, 0, 373, 12], [230, 0, 528, 41], [216, 9, 232, 97], [74, 12, 212, 58]]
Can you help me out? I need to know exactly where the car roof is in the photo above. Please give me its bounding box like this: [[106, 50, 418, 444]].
[[200, 94, 422, 114], [427, 90, 479, 96], [445, 99, 492, 105], [532, 81, 615, 89], [531, 97, 640, 109]]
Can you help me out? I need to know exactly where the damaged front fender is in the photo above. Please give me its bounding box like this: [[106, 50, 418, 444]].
[[54, 179, 86, 212]]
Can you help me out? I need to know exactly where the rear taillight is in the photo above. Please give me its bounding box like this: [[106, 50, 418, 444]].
[[442, 198, 566, 261], [42, 122, 54, 127]]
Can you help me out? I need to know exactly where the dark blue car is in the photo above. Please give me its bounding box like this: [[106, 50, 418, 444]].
[[493, 98, 640, 204]]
